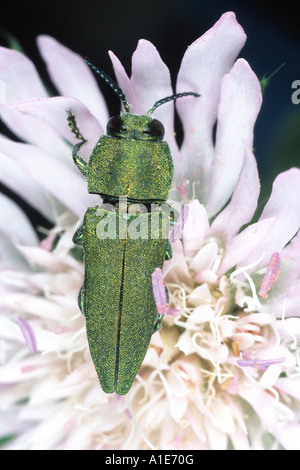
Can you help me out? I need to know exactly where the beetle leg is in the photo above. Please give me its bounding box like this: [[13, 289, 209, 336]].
[[166, 285, 170, 303], [78, 283, 85, 316], [73, 224, 84, 245], [73, 222, 85, 316], [153, 286, 169, 333], [165, 239, 173, 260], [67, 110, 88, 178], [153, 313, 164, 333], [73, 220, 84, 315], [72, 142, 88, 178]]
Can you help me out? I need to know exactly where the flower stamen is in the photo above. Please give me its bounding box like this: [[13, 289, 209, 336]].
[[170, 204, 190, 242], [230, 253, 266, 311], [237, 354, 285, 368], [152, 268, 168, 316], [15, 316, 37, 354], [258, 252, 280, 299]]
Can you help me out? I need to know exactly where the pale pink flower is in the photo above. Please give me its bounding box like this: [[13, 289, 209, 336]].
[[1, 11, 300, 450]]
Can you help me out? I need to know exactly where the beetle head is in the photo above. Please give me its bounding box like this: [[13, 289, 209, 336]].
[[106, 114, 165, 142]]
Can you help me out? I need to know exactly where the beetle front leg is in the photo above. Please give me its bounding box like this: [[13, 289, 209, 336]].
[[67, 110, 88, 178], [72, 142, 88, 178]]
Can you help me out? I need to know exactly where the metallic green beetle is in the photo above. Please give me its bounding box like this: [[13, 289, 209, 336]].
[[67, 58, 200, 395]]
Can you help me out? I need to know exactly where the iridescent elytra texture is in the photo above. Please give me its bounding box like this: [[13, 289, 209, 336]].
[[83, 208, 169, 395]]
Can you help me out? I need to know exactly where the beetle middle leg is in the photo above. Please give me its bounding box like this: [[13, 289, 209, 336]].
[[78, 283, 85, 316], [153, 286, 169, 333], [153, 313, 164, 333], [72, 223, 85, 315], [165, 239, 173, 260], [73, 223, 84, 245]]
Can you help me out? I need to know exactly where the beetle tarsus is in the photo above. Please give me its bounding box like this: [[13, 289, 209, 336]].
[[78, 284, 85, 316], [72, 142, 88, 178], [165, 240, 173, 260], [73, 224, 84, 245], [153, 314, 164, 333]]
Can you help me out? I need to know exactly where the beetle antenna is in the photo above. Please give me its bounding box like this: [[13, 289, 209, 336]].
[[147, 92, 200, 115], [84, 57, 131, 113]]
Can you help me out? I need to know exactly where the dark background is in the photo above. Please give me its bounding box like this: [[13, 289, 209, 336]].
[[1, 0, 300, 230]]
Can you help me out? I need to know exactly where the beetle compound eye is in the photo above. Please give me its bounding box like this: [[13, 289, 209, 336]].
[[107, 115, 127, 136], [143, 119, 165, 139]]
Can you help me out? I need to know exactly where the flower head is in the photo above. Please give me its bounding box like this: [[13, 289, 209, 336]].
[[1, 11, 300, 450]]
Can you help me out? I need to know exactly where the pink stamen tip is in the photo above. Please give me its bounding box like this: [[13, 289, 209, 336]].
[[176, 181, 188, 196], [258, 252, 280, 299], [151, 268, 168, 316], [21, 365, 41, 373], [167, 307, 181, 317], [40, 233, 56, 251], [16, 317, 37, 354]]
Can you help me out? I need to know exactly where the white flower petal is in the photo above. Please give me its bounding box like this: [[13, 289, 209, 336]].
[[206, 421, 228, 450], [190, 241, 219, 273], [208, 59, 262, 216], [247, 168, 300, 269], [17, 246, 83, 273], [0, 46, 46, 101], [4, 96, 103, 159], [0, 233, 31, 271], [188, 305, 215, 324], [274, 423, 300, 451], [0, 150, 56, 222], [260, 365, 282, 388], [209, 400, 236, 434], [0, 193, 38, 246], [176, 12, 246, 185], [239, 382, 277, 433], [109, 50, 136, 109], [195, 269, 218, 284], [276, 377, 300, 401], [0, 47, 68, 151], [211, 143, 260, 237], [182, 199, 208, 255], [0, 137, 94, 217], [1, 107, 70, 154], [176, 330, 196, 355], [188, 284, 213, 307], [37, 35, 109, 129], [219, 217, 277, 275]]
